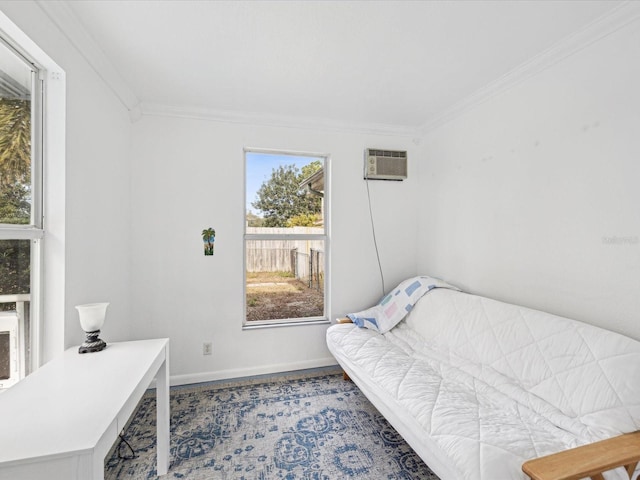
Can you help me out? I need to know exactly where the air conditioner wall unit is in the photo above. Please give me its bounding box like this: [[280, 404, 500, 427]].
[[364, 148, 407, 180]]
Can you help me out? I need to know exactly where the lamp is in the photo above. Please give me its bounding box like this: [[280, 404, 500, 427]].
[[76, 303, 109, 353]]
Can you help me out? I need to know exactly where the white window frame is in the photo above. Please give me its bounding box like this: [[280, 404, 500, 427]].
[[0, 12, 65, 369], [243, 147, 330, 329]]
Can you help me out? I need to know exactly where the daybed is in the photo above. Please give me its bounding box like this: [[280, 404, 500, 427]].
[[326, 277, 640, 480]]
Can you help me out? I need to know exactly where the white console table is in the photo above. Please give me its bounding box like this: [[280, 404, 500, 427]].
[[0, 338, 170, 480]]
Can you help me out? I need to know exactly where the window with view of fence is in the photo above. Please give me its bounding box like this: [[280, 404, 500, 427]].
[[244, 150, 327, 324]]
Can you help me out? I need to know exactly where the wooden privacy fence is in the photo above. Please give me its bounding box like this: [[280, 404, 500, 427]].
[[246, 228, 324, 289], [291, 248, 324, 291], [245, 245, 293, 272]]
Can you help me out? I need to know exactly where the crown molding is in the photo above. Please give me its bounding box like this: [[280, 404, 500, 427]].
[[35, 0, 140, 112], [139, 103, 420, 137], [419, 1, 640, 135], [35, 0, 638, 138]]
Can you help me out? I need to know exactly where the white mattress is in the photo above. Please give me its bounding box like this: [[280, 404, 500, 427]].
[[327, 289, 640, 480]]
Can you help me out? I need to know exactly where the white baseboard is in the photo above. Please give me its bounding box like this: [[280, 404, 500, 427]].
[[167, 357, 339, 387]]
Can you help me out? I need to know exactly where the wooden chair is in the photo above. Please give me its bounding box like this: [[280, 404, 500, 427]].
[[522, 431, 640, 480]]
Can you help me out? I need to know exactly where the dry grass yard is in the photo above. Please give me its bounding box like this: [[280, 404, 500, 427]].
[[246, 272, 324, 321]]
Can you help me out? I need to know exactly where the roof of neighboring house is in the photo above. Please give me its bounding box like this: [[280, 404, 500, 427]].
[[299, 168, 324, 194]]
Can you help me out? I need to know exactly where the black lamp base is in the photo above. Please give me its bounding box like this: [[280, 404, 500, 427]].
[[79, 330, 107, 354]]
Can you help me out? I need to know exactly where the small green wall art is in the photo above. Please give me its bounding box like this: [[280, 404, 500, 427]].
[[202, 228, 216, 256]]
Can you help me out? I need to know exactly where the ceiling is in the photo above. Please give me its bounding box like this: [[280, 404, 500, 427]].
[[50, 0, 623, 133]]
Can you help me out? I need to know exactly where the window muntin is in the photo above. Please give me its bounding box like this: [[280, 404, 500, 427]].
[[244, 150, 328, 326]]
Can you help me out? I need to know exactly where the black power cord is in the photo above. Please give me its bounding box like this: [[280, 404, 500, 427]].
[[365, 177, 385, 297], [117, 433, 137, 460]]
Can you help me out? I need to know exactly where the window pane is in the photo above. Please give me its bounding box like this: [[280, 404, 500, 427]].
[[0, 239, 30, 310], [0, 331, 9, 380], [0, 40, 33, 225], [246, 239, 325, 322], [0, 239, 31, 382], [246, 152, 324, 230]]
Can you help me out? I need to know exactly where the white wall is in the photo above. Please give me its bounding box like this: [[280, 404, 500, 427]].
[[418, 19, 640, 339], [130, 116, 418, 382], [0, 1, 133, 352]]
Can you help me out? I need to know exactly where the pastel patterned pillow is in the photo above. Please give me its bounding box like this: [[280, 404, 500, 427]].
[[346, 276, 460, 333]]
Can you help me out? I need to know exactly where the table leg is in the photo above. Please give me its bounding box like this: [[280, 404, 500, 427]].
[[75, 451, 99, 480], [92, 455, 104, 480], [156, 345, 170, 476]]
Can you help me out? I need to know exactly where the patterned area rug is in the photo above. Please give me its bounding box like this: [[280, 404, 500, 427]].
[[105, 369, 439, 479]]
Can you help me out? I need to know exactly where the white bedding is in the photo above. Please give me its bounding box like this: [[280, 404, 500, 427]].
[[327, 288, 640, 480]]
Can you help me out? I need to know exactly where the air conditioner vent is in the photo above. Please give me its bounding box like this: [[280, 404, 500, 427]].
[[364, 148, 407, 180]]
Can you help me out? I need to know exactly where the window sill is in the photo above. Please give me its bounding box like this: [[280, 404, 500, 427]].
[[242, 318, 330, 330]]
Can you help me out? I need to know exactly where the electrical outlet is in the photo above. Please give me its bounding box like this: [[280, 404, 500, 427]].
[[203, 342, 212, 355]]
